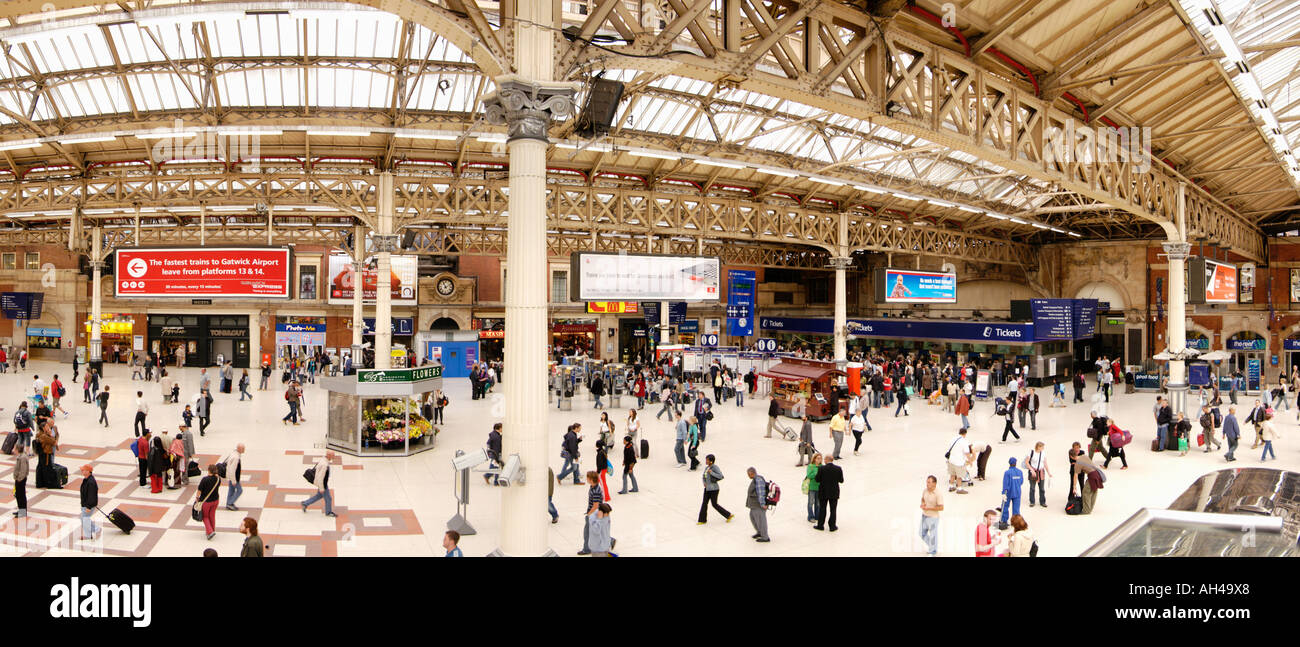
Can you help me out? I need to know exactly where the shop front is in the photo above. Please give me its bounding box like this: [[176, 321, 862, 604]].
[[478, 318, 504, 361], [321, 364, 443, 457], [275, 318, 327, 361], [1285, 337, 1300, 379], [84, 314, 139, 363], [618, 318, 652, 363], [552, 320, 598, 358], [417, 330, 479, 378], [26, 326, 63, 358], [148, 314, 251, 368], [1225, 332, 1266, 391]]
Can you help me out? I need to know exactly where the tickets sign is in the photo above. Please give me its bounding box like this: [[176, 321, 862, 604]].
[[114, 248, 291, 298]]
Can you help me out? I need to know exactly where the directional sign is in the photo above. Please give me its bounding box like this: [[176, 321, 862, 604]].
[[755, 338, 778, 353], [700, 333, 719, 347], [725, 305, 751, 319]]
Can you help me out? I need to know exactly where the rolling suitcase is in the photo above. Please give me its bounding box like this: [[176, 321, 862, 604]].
[[101, 507, 136, 534], [1151, 439, 1160, 452], [54, 463, 68, 487], [640, 438, 650, 460]]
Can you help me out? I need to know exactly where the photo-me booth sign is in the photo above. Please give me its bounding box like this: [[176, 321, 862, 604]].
[[873, 269, 957, 303], [114, 248, 291, 298], [1187, 257, 1238, 304], [571, 253, 720, 302], [326, 254, 418, 305]]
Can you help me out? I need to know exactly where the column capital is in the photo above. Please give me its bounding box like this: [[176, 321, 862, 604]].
[[483, 75, 581, 144], [1161, 241, 1192, 260], [372, 234, 401, 254], [827, 256, 854, 270]]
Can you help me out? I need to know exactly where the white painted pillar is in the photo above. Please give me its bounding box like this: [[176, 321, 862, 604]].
[[351, 225, 365, 367], [833, 213, 849, 365], [374, 172, 396, 370], [1163, 184, 1192, 416], [89, 227, 103, 370], [485, 0, 577, 556]]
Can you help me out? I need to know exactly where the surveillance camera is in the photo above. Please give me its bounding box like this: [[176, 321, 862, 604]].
[[451, 448, 489, 471], [495, 454, 524, 486]]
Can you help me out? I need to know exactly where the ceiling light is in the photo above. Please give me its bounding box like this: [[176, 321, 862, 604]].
[[956, 205, 980, 213], [1068, 231, 1083, 237], [629, 150, 678, 161], [136, 131, 199, 140], [1031, 222, 1050, 229], [215, 127, 283, 136], [912, 221, 927, 226], [0, 140, 40, 152], [696, 159, 744, 169], [57, 134, 116, 145], [753, 167, 798, 178], [926, 199, 955, 207], [854, 185, 885, 194], [810, 177, 845, 186], [305, 129, 372, 138], [6, 212, 34, 218], [894, 194, 920, 201], [986, 213, 1009, 220], [1009, 217, 1028, 224], [1050, 227, 1066, 233], [398, 131, 457, 141], [474, 134, 508, 143]]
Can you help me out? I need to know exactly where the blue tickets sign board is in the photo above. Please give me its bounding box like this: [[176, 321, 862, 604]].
[[1030, 299, 1074, 340], [1072, 299, 1098, 340], [760, 316, 1034, 344]]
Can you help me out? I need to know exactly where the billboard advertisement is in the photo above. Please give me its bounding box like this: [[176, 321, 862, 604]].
[[113, 247, 291, 298], [875, 269, 957, 303], [586, 302, 639, 314], [326, 254, 418, 305], [571, 253, 720, 302], [1191, 258, 1237, 304]]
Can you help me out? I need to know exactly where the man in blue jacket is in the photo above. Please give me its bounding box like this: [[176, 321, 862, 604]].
[[999, 457, 1023, 530], [1223, 405, 1241, 462]]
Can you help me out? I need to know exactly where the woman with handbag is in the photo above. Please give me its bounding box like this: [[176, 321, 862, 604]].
[[625, 409, 641, 444], [194, 464, 221, 540], [1024, 442, 1051, 507], [433, 389, 448, 425], [803, 453, 823, 523], [167, 432, 186, 489], [686, 416, 701, 471]]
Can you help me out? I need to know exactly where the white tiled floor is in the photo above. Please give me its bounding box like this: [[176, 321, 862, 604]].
[[3, 359, 1297, 556]]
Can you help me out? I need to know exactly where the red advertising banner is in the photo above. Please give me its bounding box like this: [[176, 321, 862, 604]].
[[1204, 259, 1238, 303], [114, 247, 291, 298]]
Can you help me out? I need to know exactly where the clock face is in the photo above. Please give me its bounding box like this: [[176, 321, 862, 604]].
[[437, 278, 455, 296]]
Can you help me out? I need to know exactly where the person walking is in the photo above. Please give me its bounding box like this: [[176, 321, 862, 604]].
[[1174, 412, 1193, 456], [591, 372, 605, 410], [813, 454, 843, 532], [1072, 370, 1085, 403], [656, 382, 675, 421], [192, 390, 209, 436], [999, 397, 1020, 443], [259, 362, 271, 391], [946, 428, 972, 494], [147, 435, 168, 493], [1024, 388, 1039, 430], [167, 428, 185, 488], [83, 372, 93, 404], [195, 464, 221, 540], [1102, 421, 1129, 469], [1260, 411, 1280, 461], [12, 445, 29, 518], [919, 475, 943, 556], [617, 436, 639, 494], [696, 455, 733, 524], [282, 383, 300, 426], [686, 416, 701, 471], [79, 464, 100, 541], [96, 386, 111, 428], [672, 412, 688, 467], [133, 391, 149, 438], [955, 390, 971, 430], [484, 422, 503, 485], [432, 389, 447, 425], [558, 423, 582, 484], [1246, 399, 1265, 450], [300, 452, 336, 516], [765, 394, 781, 439], [828, 409, 846, 460], [223, 444, 245, 511], [1199, 405, 1221, 453], [998, 457, 1024, 530], [49, 374, 68, 419], [239, 517, 264, 557], [796, 414, 815, 467], [746, 467, 771, 542], [577, 471, 602, 555], [1223, 406, 1241, 462], [850, 410, 867, 456], [803, 453, 822, 523], [238, 370, 252, 401]]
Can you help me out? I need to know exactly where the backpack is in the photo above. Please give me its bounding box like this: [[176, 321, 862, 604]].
[[765, 480, 781, 507], [12, 411, 23, 428], [303, 467, 317, 484], [1029, 540, 1039, 557], [56, 383, 65, 397], [215, 462, 227, 478]]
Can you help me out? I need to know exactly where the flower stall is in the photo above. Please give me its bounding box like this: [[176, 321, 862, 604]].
[[319, 364, 443, 457]]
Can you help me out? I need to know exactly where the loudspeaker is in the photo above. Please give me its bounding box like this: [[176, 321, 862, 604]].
[[575, 79, 625, 139], [400, 229, 417, 250]]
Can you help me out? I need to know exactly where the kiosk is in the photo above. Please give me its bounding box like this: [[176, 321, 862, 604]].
[[319, 364, 443, 457], [761, 359, 845, 421]]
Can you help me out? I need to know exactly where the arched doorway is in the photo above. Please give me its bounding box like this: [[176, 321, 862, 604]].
[[1225, 331, 1266, 390], [1283, 334, 1300, 379], [429, 317, 459, 331]]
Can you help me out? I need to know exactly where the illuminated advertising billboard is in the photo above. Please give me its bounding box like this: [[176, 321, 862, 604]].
[[326, 254, 418, 305], [113, 247, 291, 298], [571, 253, 720, 302], [874, 268, 958, 303]]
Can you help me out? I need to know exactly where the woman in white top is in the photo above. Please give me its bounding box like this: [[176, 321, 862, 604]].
[[625, 409, 641, 443], [1005, 514, 1035, 557], [849, 411, 867, 455], [598, 411, 615, 450], [1024, 441, 1052, 507]]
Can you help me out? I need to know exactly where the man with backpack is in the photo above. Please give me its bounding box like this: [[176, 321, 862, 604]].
[[746, 467, 771, 542], [12, 402, 33, 453], [282, 382, 301, 426]]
